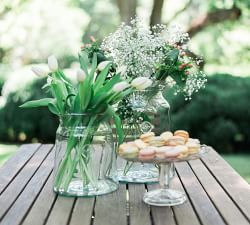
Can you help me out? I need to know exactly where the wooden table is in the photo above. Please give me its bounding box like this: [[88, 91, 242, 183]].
[[0, 144, 250, 225]]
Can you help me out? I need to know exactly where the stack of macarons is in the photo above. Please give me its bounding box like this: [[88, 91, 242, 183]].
[[118, 130, 201, 162]]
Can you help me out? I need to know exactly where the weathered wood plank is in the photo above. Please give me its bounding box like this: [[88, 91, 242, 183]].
[[0, 145, 54, 225], [128, 184, 151, 225], [201, 149, 250, 221], [189, 159, 250, 225], [93, 184, 127, 225], [171, 175, 201, 225], [22, 172, 56, 225], [0, 145, 51, 220], [147, 184, 176, 225], [69, 198, 95, 225], [45, 197, 75, 225], [0, 144, 41, 194], [175, 161, 226, 225]]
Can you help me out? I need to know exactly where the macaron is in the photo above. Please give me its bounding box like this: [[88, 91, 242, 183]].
[[186, 142, 200, 154], [160, 131, 173, 143], [134, 139, 148, 149], [175, 145, 189, 159], [164, 147, 183, 158], [148, 136, 165, 147], [174, 130, 189, 142], [167, 136, 186, 146], [119, 142, 138, 157], [140, 132, 155, 143], [122, 146, 139, 159], [138, 146, 156, 161], [156, 146, 174, 159]]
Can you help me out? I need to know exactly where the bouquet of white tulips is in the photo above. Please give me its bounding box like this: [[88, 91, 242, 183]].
[[20, 51, 152, 192]]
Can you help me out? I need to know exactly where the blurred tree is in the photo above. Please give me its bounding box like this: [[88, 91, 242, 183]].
[[116, 0, 137, 24]]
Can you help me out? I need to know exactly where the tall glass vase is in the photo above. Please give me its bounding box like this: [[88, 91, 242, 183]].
[[53, 114, 118, 196], [116, 85, 174, 183]]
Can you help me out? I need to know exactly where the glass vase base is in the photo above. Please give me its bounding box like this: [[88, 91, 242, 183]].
[[54, 180, 118, 197], [143, 188, 186, 206], [117, 167, 158, 183]]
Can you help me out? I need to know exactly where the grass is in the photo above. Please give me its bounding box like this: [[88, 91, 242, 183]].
[[0, 143, 249, 184], [222, 154, 250, 183], [0, 143, 19, 165]]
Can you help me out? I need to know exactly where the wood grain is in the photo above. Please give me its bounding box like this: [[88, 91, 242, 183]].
[[0, 144, 51, 220], [201, 149, 250, 221], [175, 161, 226, 225], [189, 159, 250, 225], [128, 184, 151, 225], [0, 145, 54, 225], [0, 144, 41, 194]]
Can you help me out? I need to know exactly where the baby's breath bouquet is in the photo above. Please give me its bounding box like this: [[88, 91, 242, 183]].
[[20, 51, 152, 196], [101, 18, 207, 99]]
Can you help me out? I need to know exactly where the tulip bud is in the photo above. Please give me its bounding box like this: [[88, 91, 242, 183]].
[[48, 55, 58, 72], [77, 69, 86, 82], [31, 66, 48, 77], [131, 77, 152, 90], [97, 61, 111, 71], [113, 81, 130, 92], [116, 65, 127, 77]]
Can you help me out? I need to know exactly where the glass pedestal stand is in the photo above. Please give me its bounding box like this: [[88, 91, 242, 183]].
[[143, 162, 186, 206], [117, 161, 175, 183]]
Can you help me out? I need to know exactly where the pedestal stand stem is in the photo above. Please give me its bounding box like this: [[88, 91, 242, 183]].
[[159, 163, 172, 189]]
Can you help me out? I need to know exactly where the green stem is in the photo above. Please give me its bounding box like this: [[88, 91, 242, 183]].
[[62, 116, 97, 191]]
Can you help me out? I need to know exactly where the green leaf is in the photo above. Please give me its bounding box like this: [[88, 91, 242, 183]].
[[78, 51, 89, 75], [19, 98, 54, 108], [98, 74, 122, 93], [94, 63, 111, 92], [48, 101, 60, 115], [166, 49, 179, 63], [107, 106, 123, 144], [89, 53, 97, 80]]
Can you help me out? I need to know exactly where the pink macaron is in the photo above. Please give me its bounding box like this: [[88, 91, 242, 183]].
[[138, 147, 156, 161]]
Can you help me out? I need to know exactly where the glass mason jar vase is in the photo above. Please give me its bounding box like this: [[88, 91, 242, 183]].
[[53, 114, 118, 197], [116, 84, 174, 183]]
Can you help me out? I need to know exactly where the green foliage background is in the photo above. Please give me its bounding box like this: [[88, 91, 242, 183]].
[[0, 0, 249, 155]]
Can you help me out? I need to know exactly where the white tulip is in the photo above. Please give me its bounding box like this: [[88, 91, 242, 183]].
[[76, 69, 86, 82], [97, 61, 111, 71], [113, 81, 130, 92], [48, 55, 58, 72], [31, 66, 48, 77], [131, 77, 152, 90], [116, 65, 127, 76]]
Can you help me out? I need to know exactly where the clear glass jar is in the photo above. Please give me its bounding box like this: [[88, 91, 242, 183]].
[[116, 84, 174, 183], [53, 114, 118, 196]]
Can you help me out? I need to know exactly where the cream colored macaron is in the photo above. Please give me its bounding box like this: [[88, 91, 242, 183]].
[[186, 142, 200, 154], [140, 132, 155, 142], [134, 139, 148, 149], [174, 130, 189, 142], [160, 131, 173, 143], [148, 136, 165, 147], [167, 136, 186, 146]]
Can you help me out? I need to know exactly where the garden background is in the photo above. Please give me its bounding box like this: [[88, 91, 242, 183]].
[[0, 0, 249, 182]]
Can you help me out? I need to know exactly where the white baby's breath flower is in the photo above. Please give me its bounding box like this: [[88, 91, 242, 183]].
[[116, 65, 127, 77], [113, 81, 130, 92], [76, 69, 86, 82], [131, 77, 152, 90], [101, 18, 166, 79], [48, 55, 58, 72], [97, 61, 111, 71], [31, 66, 48, 77]]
